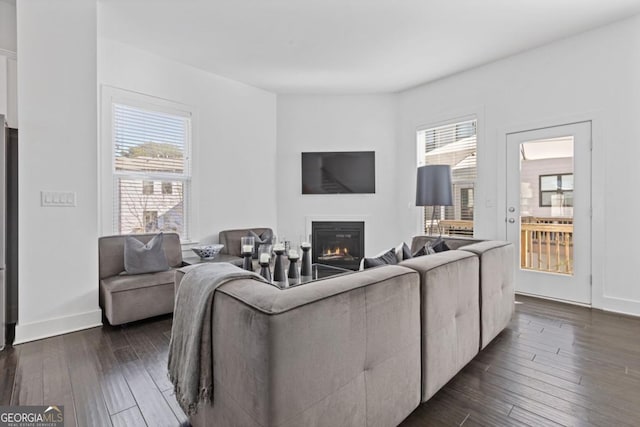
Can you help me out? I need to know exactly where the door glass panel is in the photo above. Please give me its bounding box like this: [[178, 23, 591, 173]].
[[519, 137, 574, 275]]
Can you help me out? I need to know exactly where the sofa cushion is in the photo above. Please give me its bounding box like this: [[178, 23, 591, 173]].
[[102, 269, 176, 293], [124, 233, 170, 275]]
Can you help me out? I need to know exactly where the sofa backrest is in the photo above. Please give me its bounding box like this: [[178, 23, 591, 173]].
[[202, 264, 421, 427], [410, 235, 483, 253], [98, 233, 183, 279], [458, 240, 515, 349], [399, 250, 480, 401], [218, 227, 273, 257]]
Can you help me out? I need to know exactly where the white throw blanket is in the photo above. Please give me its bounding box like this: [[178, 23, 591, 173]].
[[168, 263, 266, 415]]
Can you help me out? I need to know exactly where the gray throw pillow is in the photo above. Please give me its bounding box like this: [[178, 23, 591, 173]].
[[412, 243, 436, 257], [432, 239, 450, 253], [401, 242, 413, 260], [363, 248, 398, 269], [124, 233, 170, 275]]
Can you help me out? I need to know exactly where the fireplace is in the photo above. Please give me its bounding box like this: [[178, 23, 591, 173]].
[[312, 221, 364, 271]]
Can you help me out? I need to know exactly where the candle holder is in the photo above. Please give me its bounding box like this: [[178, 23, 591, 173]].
[[257, 244, 272, 282], [287, 250, 300, 285], [273, 245, 286, 283], [259, 260, 272, 282], [300, 242, 312, 277], [241, 236, 255, 272]]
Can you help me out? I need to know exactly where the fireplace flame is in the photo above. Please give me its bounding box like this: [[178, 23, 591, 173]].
[[323, 247, 349, 257]]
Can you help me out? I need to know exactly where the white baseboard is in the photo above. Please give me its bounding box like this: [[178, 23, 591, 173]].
[[515, 291, 592, 308], [14, 309, 103, 345], [600, 295, 640, 318], [516, 292, 640, 318]]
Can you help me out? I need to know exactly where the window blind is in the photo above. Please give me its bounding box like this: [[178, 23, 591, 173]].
[[112, 103, 191, 239], [417, 119, 477, 236]]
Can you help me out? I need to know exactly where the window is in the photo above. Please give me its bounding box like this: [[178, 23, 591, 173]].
[[161, 182, 173, 195], [142, 181, 154, 195], [112, 103, 191, 238], [417, 118, 477, 236], [539, 173, 573, 207]]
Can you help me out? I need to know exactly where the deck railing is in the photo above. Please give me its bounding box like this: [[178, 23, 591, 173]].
[[438, 220, 474, 237], [520, 222, 573, 274], [433, 216, 574, 275]]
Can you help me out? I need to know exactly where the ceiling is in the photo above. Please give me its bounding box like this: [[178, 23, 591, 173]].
[[521, 137, 574, 161], [98, 0, 640, 94]]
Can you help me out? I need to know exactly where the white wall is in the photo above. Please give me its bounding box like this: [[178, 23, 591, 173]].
[[0, 0, 17, 127], [98, 38, 278, 248], [0, 0, 16, 53], [16, 0, 100, 342], [276, 95, 399, 255], [396, 14, 640, 315]]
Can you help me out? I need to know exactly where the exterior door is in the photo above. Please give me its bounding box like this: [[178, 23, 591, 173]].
[[506, 122, 591, 304]]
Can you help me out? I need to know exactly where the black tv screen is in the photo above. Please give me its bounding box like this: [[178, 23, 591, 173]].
[[302, 151, 375, 194]]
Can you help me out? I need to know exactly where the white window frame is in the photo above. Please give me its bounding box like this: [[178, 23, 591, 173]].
[[100, 86, 194, 241], [416, 114, 478, 237]]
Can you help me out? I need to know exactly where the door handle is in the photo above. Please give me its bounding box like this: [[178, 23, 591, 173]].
[[508, 218, 516, 223]]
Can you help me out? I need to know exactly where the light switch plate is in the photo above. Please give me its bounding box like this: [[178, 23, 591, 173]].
[[41, 191, 76, 207]]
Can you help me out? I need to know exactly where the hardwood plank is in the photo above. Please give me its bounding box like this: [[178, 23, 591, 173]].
[[455, 365, 594, 427], [89, 333, 138, 415], [11, 340, 43, 405], [42, 336, 77, 427], [113, 347, 138, 364], [0, 347, 18, 405], [508, 405, 563, 427], [124, 326, 173, 392], [162, 389, 189, 426], [111, 406, 147, 427], [63, 332, 111, 427], [439, 388, 525, 427]]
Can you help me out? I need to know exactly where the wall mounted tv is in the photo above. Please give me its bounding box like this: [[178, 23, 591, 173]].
[[301, 151, 376, 194]]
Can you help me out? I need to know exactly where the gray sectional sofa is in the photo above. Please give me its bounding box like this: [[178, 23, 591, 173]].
[[172, 236, 515, 426]]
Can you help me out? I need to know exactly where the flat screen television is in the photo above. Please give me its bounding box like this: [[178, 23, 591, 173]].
[[301, 151, 375, 194]]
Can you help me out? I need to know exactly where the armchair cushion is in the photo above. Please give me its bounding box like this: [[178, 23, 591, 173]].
[[124, 233, 170, 275]]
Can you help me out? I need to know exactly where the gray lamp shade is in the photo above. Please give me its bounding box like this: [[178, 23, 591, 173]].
[[416, 165, 453, 206]]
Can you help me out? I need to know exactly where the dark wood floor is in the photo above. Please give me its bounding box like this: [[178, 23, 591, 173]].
[[2, 295, 640, 426]]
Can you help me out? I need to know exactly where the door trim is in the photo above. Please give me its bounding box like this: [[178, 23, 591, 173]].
[[497, 112, 604, 309]]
